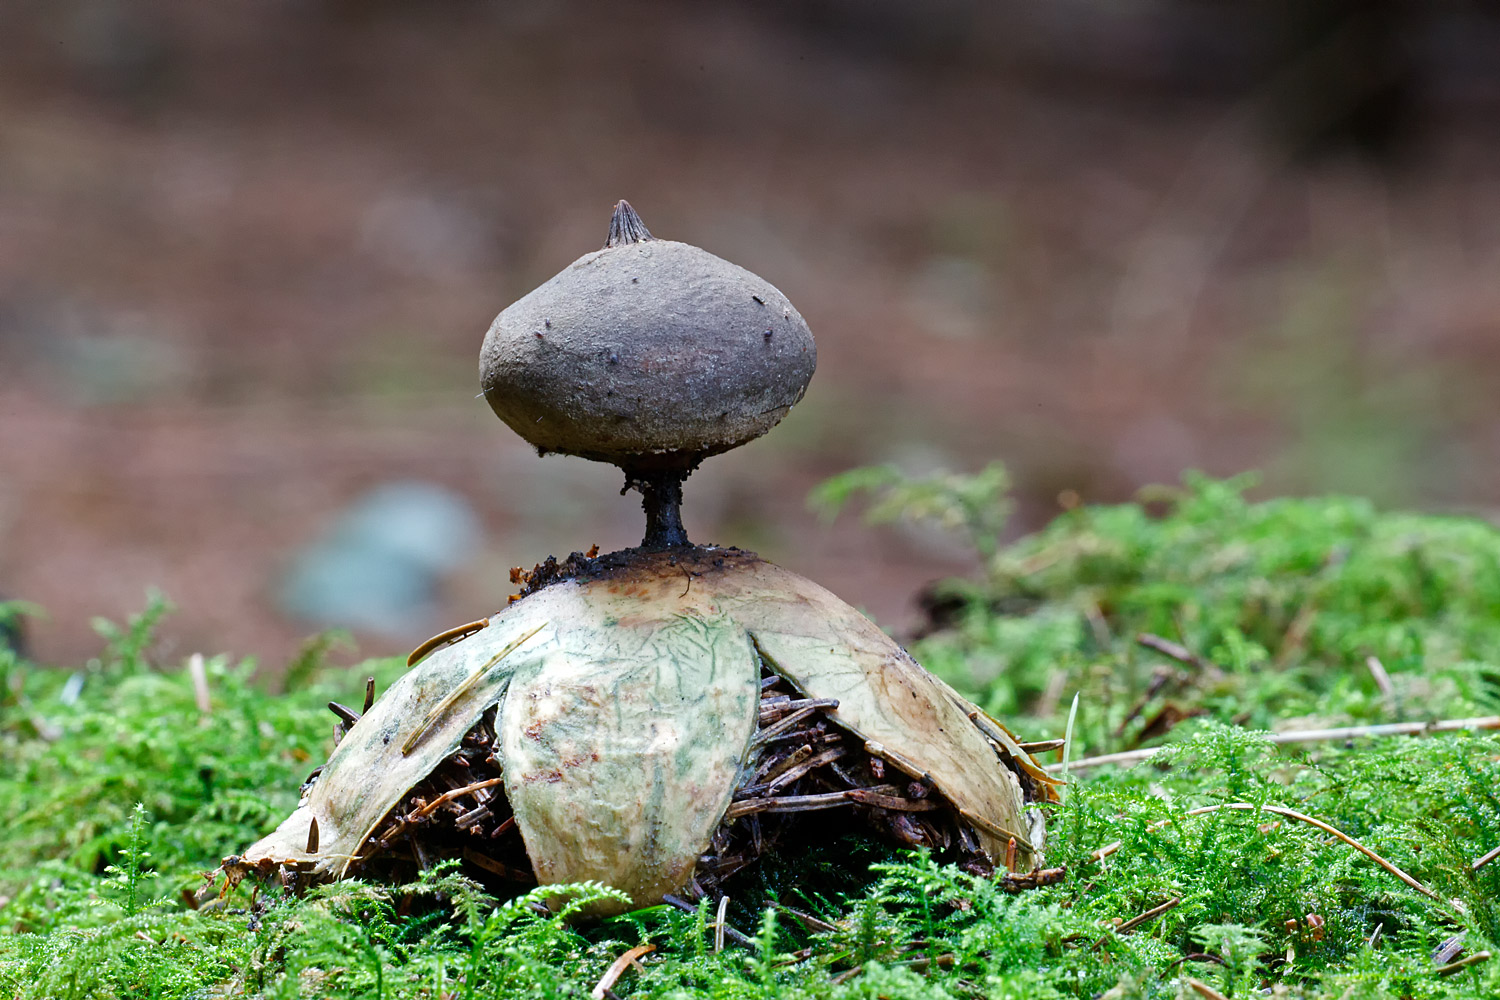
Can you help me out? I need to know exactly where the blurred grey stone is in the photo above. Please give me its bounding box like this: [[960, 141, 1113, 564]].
[[278, 482, 483, 638]]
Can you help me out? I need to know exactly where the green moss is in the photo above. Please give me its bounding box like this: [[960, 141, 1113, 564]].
[[2, 473, 1498, 997]]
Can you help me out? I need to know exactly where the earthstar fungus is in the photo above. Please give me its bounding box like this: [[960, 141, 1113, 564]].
[[228, 202, 1057, 915]]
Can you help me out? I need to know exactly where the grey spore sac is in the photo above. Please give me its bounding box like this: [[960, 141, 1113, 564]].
[[479, 200, 817, 547]]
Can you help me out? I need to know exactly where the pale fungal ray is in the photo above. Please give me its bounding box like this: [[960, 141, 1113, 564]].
[[402, 621, 547, 755]]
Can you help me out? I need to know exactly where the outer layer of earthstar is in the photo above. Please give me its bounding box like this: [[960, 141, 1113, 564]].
[[224, 199, 1054, 919]]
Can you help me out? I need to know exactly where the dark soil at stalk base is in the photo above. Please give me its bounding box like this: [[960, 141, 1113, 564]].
[[509, 543, 758, 601], [297, 619, 1060, 907]]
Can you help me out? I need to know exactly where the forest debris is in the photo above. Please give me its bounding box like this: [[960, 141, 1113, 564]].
[[1366, 655, 1395, 704], [1089, 802, 1445, 906], [714, 895, 730, 952], [1058, 716, 1500, 772], [1436, 951, 1490, 976], [1135, 633, 1212, 670], [1089, 896, 1179, 950], [407, 618, 490, 667], [1432, 931, 1467, 965], [233, 549, 1054, 908], [1000, 866, 1066, 892], [590, 942, 655, 999], [401, 622, 545, 755], [189, 653, 212, 715], [337, 657, 1056, 903], [1114, 896, 1179, 935], [1185, 978, 1230, 1000]]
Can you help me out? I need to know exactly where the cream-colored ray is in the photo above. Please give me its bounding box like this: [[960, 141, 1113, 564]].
[[401, 621, 546, 755], [500, 600, 758, 914], [239, 590, 571, 879], [714, 560, 1046, 869]]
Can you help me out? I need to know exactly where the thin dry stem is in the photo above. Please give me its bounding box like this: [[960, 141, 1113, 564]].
[[714, 895, 730, 953], [402, 622, 546, 755], [1200, 802, 1442, 902], [1436, 951, 1490, 976], [1366, 655, 1395, 701], [1185, 978, 1230, 1000], [1055, 715, 1500, 772], [407, 618, 489, 667], [1116, 895, 1180, 934], [590, 943, 655, 1000], [189, 653, 211, 715], [1091, 896, 1180, 950], [1136, 632, 1211, 669], [1093, 802, 1442, 903], [1472, 843, 1500, 872], [409, 777, 507, 821]]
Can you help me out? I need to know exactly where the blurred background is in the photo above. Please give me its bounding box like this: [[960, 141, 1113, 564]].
[[2, 0, 1498, 671]]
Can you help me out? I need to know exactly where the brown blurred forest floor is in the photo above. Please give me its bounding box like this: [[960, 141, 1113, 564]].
[[2, 2, 1498, 670]]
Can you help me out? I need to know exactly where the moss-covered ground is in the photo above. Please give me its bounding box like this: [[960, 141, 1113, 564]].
[[2, 473, 1498, 998]]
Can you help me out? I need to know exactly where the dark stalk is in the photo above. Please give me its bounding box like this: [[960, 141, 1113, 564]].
[[633, 470, 690, 549]]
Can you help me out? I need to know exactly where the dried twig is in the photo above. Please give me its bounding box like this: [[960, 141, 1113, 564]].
[[765, 747, 848, 794], [1055, 716, 1500, 772], [1436, 951, 1490, 976], [778, 905, 837, 933], [957, 807, 1034, 852], [590, 942, 654, 1000], [188, 653, 212, 715], [1433, 931, 1467, 965], [1366, 655, 1395, 702], [846, 787, 943, 812], [714, 895, 730, 953], [461, 848, 531, 882], [1470, 844, 1500, 873], [759, 697, 838, 724], [1090, 896, 1179, 950], [1000, 866, 1066, 892], [1116, 896, 1179, 935], [1136, 633, 1210, 670], [328, 701, 361, 727], [407, 617, 490, 667], [1115, 666, 1178, 738], [750, 703, 835, 747], [726, 787, 897, 817], [408, 777, 507, 821], [863, 741, 932, 782], [1185, 978, 1230, 1000], [402, 622, 545, 754], [1092, 802, 1442, 904]]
